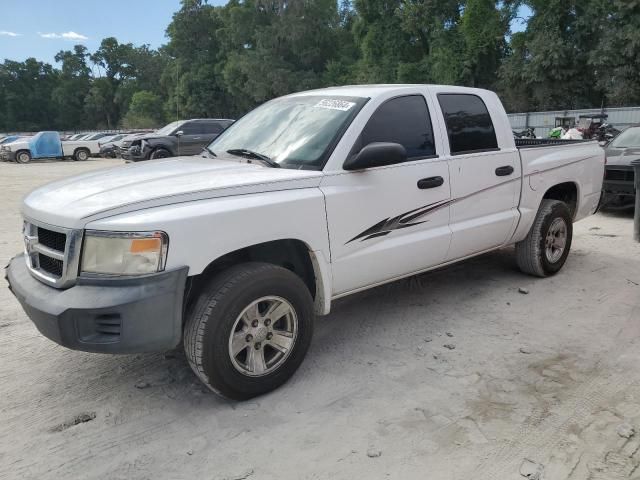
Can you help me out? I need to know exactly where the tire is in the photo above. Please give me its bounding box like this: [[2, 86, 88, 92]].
[[516, 199, 573, 277], [150, 148, 172, 160], [15, 150, 31, 164], [184, 262, 314, 400], [74, 148, 90, 161]]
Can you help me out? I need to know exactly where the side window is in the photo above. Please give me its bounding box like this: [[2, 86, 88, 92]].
[[437, 94, 498, 154], [360, 95, 436, 159], [201, 121, 223, 134], [180, 122, 200, 135]]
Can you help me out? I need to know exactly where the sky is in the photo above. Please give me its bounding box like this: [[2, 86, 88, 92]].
[[0, 1, 532, 66], [0, 0, 227, 65]]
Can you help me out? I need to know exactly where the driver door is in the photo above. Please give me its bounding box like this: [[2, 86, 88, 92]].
[[321, 94, 452, 296]]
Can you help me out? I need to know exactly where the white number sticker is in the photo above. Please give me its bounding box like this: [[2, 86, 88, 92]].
[[314, 99, 356, 111]]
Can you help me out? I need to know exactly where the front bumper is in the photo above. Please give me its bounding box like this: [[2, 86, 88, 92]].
[[1, 150, 17, 161], [603, 166, 635, 196], [5, 254, 189, 354], [121, 145, 150, 162]]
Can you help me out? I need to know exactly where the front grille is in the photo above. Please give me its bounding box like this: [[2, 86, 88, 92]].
[[37, 227, 66, 252], [24, 221, 81, 288], [38, 253, 63, 277], [605, 168, 634, 182]]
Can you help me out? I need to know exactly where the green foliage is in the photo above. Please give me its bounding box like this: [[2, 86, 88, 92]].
[[2, 0, 640, 131], [122, 90, 165, 128]]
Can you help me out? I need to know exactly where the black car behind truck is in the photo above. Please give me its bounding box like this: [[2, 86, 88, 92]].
[[121, 118, 234, 161], [603, 126, 639, 209]]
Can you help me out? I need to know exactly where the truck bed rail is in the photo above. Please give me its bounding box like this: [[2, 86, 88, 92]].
[[515, 138, 594, 149]]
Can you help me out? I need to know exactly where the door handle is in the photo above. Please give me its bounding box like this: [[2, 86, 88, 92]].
[[417, 176, 444, 189], [495, 165, 514, 176]]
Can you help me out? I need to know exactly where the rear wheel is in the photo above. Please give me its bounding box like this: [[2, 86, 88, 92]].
[[516, 199, 573, 277], [74, 148, 90, 161], [15, 150, 31, 164], [184, 262, 314, 400]]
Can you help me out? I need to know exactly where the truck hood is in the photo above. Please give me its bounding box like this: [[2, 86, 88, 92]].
[[3, 140, 28, 151], [605, 147, 640, 167], [23, 156, 323, 228]]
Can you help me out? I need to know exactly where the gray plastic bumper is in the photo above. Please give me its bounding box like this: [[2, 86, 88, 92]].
[[5, 254, 189, 354]]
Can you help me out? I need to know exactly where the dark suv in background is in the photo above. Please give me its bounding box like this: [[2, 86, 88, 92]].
[[121, 118, 234, 161]]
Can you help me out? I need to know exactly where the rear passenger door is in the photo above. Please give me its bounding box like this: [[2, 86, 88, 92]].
[[433, 92, 521, 261], [322, 94, 452, 296]]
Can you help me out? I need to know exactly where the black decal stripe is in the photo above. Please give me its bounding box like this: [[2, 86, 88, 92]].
[[346, 199, 453, 244]]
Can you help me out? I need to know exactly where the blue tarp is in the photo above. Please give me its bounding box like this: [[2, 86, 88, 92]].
[[29, 131, 62, 158]]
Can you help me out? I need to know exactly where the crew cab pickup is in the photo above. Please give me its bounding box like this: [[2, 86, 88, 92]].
[[0, 131, 100, 163], [5, 85, 604, 400]]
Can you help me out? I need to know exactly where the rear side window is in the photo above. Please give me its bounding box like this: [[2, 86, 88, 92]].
[[360, 95, 436, 159], [201, 121, 224, 134], [438, 94, 498, 154]]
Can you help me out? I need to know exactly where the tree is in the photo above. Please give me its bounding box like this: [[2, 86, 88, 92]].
[[2, 0, 640, 132], [459, 0, 510, 89], [52, 45, 91, 129], [122, 90, 165, 128], [0, 58, 58, 131]]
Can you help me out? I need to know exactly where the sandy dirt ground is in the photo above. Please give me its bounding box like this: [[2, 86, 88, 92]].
[[1, 158, 640, 480]]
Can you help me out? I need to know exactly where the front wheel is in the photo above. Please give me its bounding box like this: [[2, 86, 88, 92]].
[[184, 262, 314, 400], [150, 148, 171, 160], [516, 199, 573, 277], [15, 150, 32, 164]]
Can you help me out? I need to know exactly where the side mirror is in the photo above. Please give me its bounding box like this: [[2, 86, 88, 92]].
[[343, 142, 407, 171], [175, 130, 184, 137]]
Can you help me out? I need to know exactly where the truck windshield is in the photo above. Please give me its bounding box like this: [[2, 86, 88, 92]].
[[207, 95, 367, 170], [610, 127, 640, 148]]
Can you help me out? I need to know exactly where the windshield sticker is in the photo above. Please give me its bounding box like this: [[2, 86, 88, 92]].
[[314, 99, 356, 111]]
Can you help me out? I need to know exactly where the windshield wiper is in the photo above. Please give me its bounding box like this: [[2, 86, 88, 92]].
[[226, 148, 280, 168]]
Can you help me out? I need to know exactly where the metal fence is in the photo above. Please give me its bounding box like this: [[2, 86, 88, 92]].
[[508, 106, 640, 138]]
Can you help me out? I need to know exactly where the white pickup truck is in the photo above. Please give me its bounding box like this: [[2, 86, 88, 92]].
[[0, 131, 100, 163], [6, 85, 604, 399]]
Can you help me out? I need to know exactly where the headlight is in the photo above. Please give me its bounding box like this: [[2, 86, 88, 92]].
[[81, 231, 169, 276]]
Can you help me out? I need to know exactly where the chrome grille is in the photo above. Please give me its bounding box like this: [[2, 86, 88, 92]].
[[38, 253, 64, 277], [37, 227, 67, 252], [23, 220, 83, 288]]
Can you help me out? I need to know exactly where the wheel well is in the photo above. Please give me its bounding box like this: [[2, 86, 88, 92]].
[[184, 239, 317, 317], [74, 147, 90, 154], [543, 182, 578, 218], [153, 145, 172, 154]]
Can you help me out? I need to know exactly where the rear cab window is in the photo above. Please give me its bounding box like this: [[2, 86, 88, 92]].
[[358, 95, 436, 160], [437, 94, 498, 155]]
